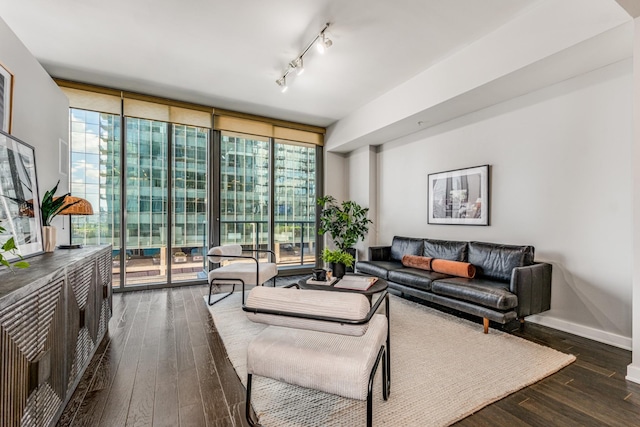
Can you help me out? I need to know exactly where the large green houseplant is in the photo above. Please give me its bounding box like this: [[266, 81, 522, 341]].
[[318, 195, 372, 277]]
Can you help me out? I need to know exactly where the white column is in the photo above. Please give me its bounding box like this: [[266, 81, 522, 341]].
[[628, 15, 640, 384], [346, 145, 378, 260]]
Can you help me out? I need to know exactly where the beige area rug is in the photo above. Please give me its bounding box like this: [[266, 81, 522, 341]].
[[206, 293, 575, 427]]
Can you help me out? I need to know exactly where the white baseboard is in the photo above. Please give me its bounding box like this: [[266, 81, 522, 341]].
[[627, 364, 640, 384], [526, 314, 632, 351]]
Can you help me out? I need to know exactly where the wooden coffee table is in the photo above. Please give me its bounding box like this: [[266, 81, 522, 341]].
[[297, 274, 388, 303]]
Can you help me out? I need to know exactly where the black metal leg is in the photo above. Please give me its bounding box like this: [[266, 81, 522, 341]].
[[246, 374, 260, 426], [367, 346, 386, 427], [385, 294, 391, 394], [382, 347, 389, 401], [207, 280, 235, 306]]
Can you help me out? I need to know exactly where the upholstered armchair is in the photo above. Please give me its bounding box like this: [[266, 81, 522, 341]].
[[207, 244, 277, 305], [242, 286, 391, 427]]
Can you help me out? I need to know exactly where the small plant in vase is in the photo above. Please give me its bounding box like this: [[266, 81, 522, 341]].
[[41, 180, 80, 252], [321, 248, 354, 279]]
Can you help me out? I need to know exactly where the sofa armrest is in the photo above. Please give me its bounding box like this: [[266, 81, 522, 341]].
[[369, 246, 391, 261], [510, 262, 552, 317]]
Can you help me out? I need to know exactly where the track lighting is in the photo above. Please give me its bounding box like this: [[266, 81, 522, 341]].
[[275, 22, 332, 91]]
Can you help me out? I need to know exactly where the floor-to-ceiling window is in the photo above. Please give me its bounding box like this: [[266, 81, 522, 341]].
[[220, 133, 269, 254], [172, 124, 208, 282], [70, 108, 122, 284], [63, 82, 324, 289], [70, 109, 209, 288], [274, 139, 316, 265], [123, 118, 170, 286], [219, 131, 317, 266]]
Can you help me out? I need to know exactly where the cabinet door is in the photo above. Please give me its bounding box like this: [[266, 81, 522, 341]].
[[96, 247, 113, 340], [0, 275, 67, 427], [66, 259, 99, 390]]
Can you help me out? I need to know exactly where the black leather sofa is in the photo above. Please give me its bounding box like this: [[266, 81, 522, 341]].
[[355, 236, 552, 333]]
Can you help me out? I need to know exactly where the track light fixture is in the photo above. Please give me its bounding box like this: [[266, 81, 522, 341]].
[[275, 22, 332, 92]]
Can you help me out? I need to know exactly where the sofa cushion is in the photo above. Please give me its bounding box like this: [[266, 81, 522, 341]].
[[245, 287, 371, 336], [401, 255, 432, 271], [431, 277, 518, 310], [423, 239, 468, 261], [390, 236, 424, 261], [431, 259, 476, 278], [468, 242, 534, 282], [355, 260, 403, 280], [388, 268, 450, 292]]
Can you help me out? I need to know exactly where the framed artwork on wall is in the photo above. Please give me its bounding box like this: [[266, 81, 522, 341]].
[[0, 62, 13, 134], [428, 165, 490, 226], [0, 130, 44, 260]]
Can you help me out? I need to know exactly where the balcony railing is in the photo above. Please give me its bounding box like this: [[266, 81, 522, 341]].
[[220, 220, 316, 266]]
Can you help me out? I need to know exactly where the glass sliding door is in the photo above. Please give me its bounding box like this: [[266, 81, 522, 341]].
[[171, 125, 208, 282], [69, 109, 122, 285], [218, 131, 318, 267], [124, 118, 169, 286], [70, 110, 210, 289], [220, 132, 269, 259], [274, 140, 316, 266]]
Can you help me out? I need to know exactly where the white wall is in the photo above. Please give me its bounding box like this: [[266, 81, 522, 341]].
[[0, 17, 70, 241], [363, 59, 633, 347], [0, 17, 69, 189]]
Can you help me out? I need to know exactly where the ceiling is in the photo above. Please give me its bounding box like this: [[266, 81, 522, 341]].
[[0, 0, 540, 127]]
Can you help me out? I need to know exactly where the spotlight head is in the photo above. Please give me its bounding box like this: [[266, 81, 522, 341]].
[[317, 33, 332, 54], [276, 76, 288, 93], [296, 58, 304, 75]]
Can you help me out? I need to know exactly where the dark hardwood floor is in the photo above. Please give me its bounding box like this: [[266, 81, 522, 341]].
[[58, 280, 640, 427]]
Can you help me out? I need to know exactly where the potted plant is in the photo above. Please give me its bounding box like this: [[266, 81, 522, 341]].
[[317, 195, 372, 277], [0, 220, 29, 270], [321, 248, 354, 279], [40, 180, 80, 252]]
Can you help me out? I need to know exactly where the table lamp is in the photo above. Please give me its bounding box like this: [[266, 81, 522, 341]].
[[57, 196, 94, 249]]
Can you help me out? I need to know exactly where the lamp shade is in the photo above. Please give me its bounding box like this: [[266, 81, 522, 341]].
[[57, 196, 94, 215]]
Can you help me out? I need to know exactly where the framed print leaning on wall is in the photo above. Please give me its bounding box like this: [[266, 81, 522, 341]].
[[428, 165, 490, 226], [0, 130, 44, 260], [0, 62, 13, 133]]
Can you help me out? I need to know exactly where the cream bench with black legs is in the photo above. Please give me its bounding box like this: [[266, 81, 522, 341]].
[[207, 244, 277, 305], [242, 286, 391, 427]]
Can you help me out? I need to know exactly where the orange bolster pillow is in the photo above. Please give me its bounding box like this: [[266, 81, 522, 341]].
[[431, 259, 476, 279], [402, 255, 433, 271]]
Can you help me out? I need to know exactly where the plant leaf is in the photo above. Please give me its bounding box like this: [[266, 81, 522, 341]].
[[2, 237, 17, 251]]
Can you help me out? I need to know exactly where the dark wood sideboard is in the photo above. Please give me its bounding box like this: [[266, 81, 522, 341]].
[[0, 245, 112, 427]]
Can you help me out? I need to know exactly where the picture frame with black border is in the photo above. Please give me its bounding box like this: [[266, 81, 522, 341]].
[[0, 130, 45, 260], [428, 165, 490, 226], [0, 62, 13, 134]]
